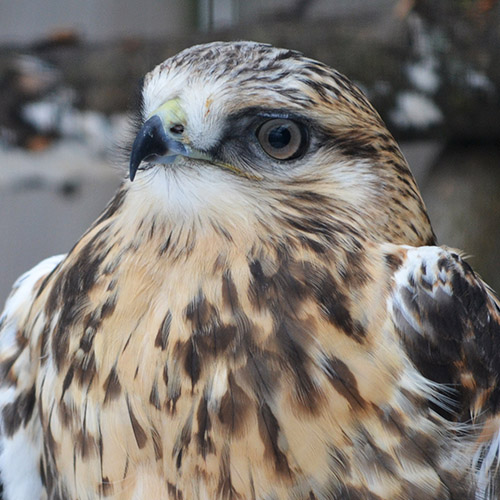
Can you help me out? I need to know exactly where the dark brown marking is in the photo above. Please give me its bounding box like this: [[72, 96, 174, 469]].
[[107, 278, 117, 290], [328, 445, 351, 477], [167, 481, 183, 500], [343, 247, 370, 287], [100, 295, 117, 320], [34, 260, 64, 301], [15, 329, 28, 349], [299, 236, 326, 254], [185, 290, 217, 331], [332, 132, 380, 160], [290, 189, 330, 204], [333, 485, 383, 500], [249, 471, 257, 500], [94, 188, 126, 224], [401, 479, 447, 500], [74, 351, 96, 387], [80, 325, 97, 353], [58, 398, 76, 428], [61, 365, 74, 397], [39, 456, 47, 489], [218, 373, 252, 436], [323, 356, 366, 409], [122, 456, 129, 480], [121, 332, 133, 353], [100, 476, 113, 496], [192, 322, 237, 359], [214, 324, 238, 353], [173, 411, 193, 470], [248, 254, 311, 317], [162, 361, 169, 386], [149, 379, 161, 410], [244, 348, 281, 401], [51, 484, 72, 500], [184, 290, 242, 378], [358, 427, 398, 476], [397, 426, 439, 467], [155, 310, 172, 350], [45, 406, 59, 456], [282, 215, 342, 245], [249, 253, 367, 342], [159, 232, 173, 255], [39, 324, 51, 363], [166, 380, 181, 415], [275, 317, 320, 411], [176, 449, 183, 469], [247, 259, 270, 311], [47, 228, 112, 371], [222, 270, 240, 314], [374, 405, 406, 437], [308, 265, 366, 342], [217, 445, 240, 499], [103, 367, 122, 404], [257, 402, 290, 476], [149, 218, 157, 240], [304, 78, 332, 102], [126, 397, 147, 449], [183, 340, 201, 388], [52, 332, 70, 372], [151, 426, 163, 460], [0, 353, 19, 385], [75, 430, 97, 459], [196, 396, 214, 459], [1, 384, 36, 436]]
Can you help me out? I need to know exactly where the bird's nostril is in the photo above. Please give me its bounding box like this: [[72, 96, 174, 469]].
[[170, 124, 184, 135]]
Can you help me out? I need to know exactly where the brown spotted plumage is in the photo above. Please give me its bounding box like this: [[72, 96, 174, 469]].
[[1, 41, 500, 500]]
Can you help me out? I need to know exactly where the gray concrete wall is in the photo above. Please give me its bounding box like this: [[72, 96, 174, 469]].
[[0, 0, 397, 44], [0, 142, 121, 306], [0, 0, 194, 43]]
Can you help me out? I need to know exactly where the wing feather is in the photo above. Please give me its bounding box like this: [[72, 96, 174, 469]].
[[389, 245, 500, 499], [0, 255, 65, 500]]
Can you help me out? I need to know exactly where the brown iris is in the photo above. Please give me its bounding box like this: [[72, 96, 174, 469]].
[[257, 119, 306, 160]]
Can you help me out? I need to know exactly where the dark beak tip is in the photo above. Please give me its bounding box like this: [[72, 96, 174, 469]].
[[129, 115, 168, 181], [129, 162, 138, 182], [129, 136, 143, 182]]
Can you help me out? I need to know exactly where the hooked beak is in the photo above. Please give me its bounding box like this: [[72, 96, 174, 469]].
[[129, 98, 209, 181], [129, 114, 190, 181]]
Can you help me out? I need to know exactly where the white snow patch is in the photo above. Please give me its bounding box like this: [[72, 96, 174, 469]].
[[20, 88, 75, 133], [465, 70, 495, 94], [390, 91, 443, 129], [406, 58, 440, 93]]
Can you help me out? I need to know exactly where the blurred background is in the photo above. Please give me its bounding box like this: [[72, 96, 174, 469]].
[[1, 0, 499, 305]]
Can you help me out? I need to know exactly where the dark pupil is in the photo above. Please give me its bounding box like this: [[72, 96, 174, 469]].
[[268, 126, 291, 149]]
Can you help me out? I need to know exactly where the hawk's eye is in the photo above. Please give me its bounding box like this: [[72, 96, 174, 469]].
[[256, 119, 307, 160]]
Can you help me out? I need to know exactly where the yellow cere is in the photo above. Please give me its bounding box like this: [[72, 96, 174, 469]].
[[152, 98, 261, 181], [150, 98, 187, 135]]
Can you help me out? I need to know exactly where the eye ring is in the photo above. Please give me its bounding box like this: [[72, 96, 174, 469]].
[[256, 118, 307, 160]]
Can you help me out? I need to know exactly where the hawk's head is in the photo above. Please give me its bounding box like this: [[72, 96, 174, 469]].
[[127, 41, 434, 246]]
